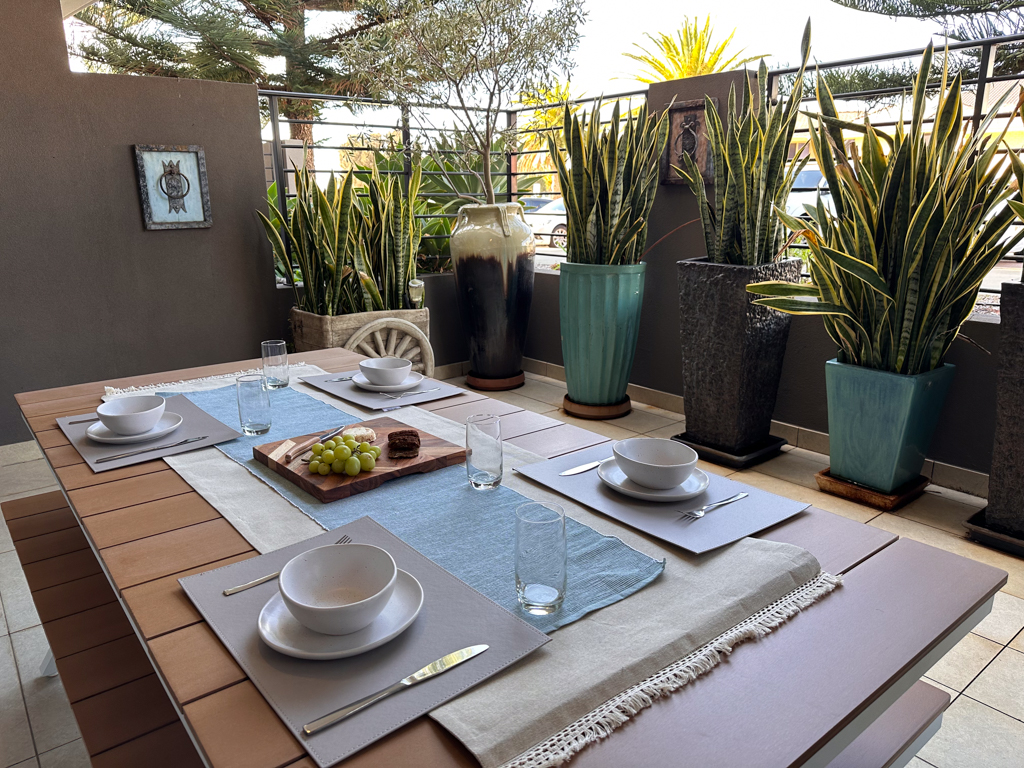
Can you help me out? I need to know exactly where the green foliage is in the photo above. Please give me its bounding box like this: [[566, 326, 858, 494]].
[[547, 100, 669, 265], [258, 154, 425, 315], [679, 21, 813, 266], [334, 0, 586, 204], [258, 164, 361, 316], [351, 163, 423, 311], [748, 44, 1024, 375], [623, 16, 766, 84]]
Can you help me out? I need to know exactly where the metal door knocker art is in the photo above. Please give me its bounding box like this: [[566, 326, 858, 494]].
[[133, 144, 212, 230], [159, 160, 191, 214]]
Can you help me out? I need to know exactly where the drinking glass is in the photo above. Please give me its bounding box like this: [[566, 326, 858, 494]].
[[237, 374, 271, 435], [466, 414, 502, 489], [261, 340, 289, 389], [515, 502, 567, 615]]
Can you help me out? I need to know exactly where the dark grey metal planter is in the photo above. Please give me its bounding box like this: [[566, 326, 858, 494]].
[[677, 258, 802, 456], [974, 282, 1024, 543]]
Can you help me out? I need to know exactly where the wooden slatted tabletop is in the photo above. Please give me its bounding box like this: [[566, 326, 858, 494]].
[[11, 349, 1007, 768]]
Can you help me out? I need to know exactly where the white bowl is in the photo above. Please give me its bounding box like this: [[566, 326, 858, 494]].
[[359, 357, 413, 386], [95, 395, 166, 436], [279, 544, 397, 636], [612, 438, 698, 490]]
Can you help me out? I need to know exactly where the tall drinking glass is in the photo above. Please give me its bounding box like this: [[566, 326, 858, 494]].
[[261, 340, 289, 389], [466, 414, 502, 489], [237, 374, 271, 435], [515, 502, 567, 615]]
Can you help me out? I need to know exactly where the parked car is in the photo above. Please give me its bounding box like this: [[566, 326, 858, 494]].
[[785, 167, 835, 219], [516, 196, 554, 214], [524, 198, 567, 248]]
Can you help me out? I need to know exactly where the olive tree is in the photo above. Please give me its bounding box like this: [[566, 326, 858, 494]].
[[337, 0, 586, 204]]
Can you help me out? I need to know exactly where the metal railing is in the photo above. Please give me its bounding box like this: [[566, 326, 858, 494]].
[[261, 31, 1024, 292]]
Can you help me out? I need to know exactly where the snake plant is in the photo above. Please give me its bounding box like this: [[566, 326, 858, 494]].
[[258, 165, 362, 316], [678, 20, 811, 267], [353, 161, 424, 311], [748, 43, 1024, 375], [547, 99, 669, 265]]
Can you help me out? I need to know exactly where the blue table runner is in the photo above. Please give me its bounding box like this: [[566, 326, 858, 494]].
[[175, 385, 664, 633]]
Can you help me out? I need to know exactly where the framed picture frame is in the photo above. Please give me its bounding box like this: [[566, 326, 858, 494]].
[[660, 99, 717, 187], [133, 144, 212, 230]]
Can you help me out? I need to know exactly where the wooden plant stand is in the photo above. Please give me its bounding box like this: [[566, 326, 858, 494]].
[[815, 468, 928, 512], [562, 394, 632, 420], [465, 371, 525, 391]]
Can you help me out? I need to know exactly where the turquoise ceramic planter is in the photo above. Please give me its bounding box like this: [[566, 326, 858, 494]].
[[559, 263, 646, 406], [826, 359, 955, 493]]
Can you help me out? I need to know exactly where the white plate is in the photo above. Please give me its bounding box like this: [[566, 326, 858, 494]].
[[352, 372, 425, 393], [86, 412, 184, 445], [597, 459, 710, 502], [258, 569, 423, 660]]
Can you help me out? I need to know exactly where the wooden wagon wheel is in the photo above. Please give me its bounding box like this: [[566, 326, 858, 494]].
[[343, 318, 435, 377]]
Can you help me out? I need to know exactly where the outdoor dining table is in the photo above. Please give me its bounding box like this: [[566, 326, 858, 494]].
[[6, 346, 1006, 768]]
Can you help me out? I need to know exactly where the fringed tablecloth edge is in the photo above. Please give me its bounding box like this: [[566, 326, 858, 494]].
[[499, 570, 843, 768]]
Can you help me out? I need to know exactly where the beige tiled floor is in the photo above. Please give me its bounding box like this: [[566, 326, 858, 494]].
[[0, 370, 1022, 766]]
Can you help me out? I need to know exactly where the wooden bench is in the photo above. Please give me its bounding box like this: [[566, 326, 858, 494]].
[[9, 347, 1005, 767]]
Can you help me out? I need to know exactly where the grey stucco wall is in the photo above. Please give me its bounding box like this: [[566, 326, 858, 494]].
[[1, 0, 292, 444]]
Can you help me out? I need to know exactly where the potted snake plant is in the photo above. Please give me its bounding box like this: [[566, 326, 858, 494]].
[[547, 99, 669, 418], [258, 158, 430, 352], [674, 21, 812, 465], [749, 44, 1024, 494]]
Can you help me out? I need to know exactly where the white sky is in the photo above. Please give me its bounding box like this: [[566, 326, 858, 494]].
[[570, 0, 945, 96]]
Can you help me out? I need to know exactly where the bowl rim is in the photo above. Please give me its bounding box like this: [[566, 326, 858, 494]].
[[613, 437, 698, 467], [96, 395, 166, 417], [359, 357, 413, 370], [280, 543, 397, 613]]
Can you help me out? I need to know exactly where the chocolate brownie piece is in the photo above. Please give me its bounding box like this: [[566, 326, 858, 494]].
[[388, 429, 421, 458]]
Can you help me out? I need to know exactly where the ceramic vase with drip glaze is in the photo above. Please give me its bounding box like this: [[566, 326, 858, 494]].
[[450, 203, 536, 385]]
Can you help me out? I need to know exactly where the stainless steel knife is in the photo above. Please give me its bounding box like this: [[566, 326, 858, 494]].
[[302, 644, 489, 736], [559, 458, 607, 476], [95, 435, 207, 464]]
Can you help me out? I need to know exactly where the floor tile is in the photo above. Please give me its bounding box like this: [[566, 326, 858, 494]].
[[517, 378, 568, 407], [610, 408, 676, 434], [924, 632, 1001, 692], [0, 634, 35, 768], [697, 459, 737, 478], [917, 695, 1024, 767], [0, 461, 58, 502], [907, 758, 934, 768], [973, 592, 1024, 645], [10, 759, 39, 768], [37, 739, 89, 768], [0, 515, 13, 555], [732, 469, 878, 523], [750, 448, 829, 490], [964, 647, 1024, 721], [550, 412, 637, 441], [10, 627, 81, 754], [0, 551, 40, 633], [630, 401, 685, 422], [868, 514, 1024, 599], [0, 486, 60, 505], [643, 421, 685, 439], [0, 442, 42, 468], [483, 390, 558, 415], [1010, 628, 1024, 653], [897, 487, 986, 536]]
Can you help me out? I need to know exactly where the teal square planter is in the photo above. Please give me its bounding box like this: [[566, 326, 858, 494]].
[[825, 359, 955, 494]]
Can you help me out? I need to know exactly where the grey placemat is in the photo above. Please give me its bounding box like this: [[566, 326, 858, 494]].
[[179, 516, 549, 768], [56, 394, 241, 472], [301, 371, 465, 410], [515, 444, 809, 553]]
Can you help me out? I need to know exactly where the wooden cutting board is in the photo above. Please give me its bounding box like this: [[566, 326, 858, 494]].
[[252, 417, 466, 503]]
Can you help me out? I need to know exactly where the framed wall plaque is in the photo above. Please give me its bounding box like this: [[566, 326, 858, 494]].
[[660, 99, 717, 187], [134, 144, 212, 230]]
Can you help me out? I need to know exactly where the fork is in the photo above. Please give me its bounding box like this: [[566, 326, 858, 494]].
[[677, 493, 748, 522], [379, 387, 441, 400], [222, 534, 352, 595]]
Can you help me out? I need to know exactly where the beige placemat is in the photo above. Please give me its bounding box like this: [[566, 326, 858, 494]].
[[123, 364, 839, 768]]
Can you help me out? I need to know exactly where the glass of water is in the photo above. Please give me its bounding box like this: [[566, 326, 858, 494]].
[[261, 340, 289, 389], [466, 414, 502, 490], [237, 374, 271, 435], [515, 502, 567, 615]]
